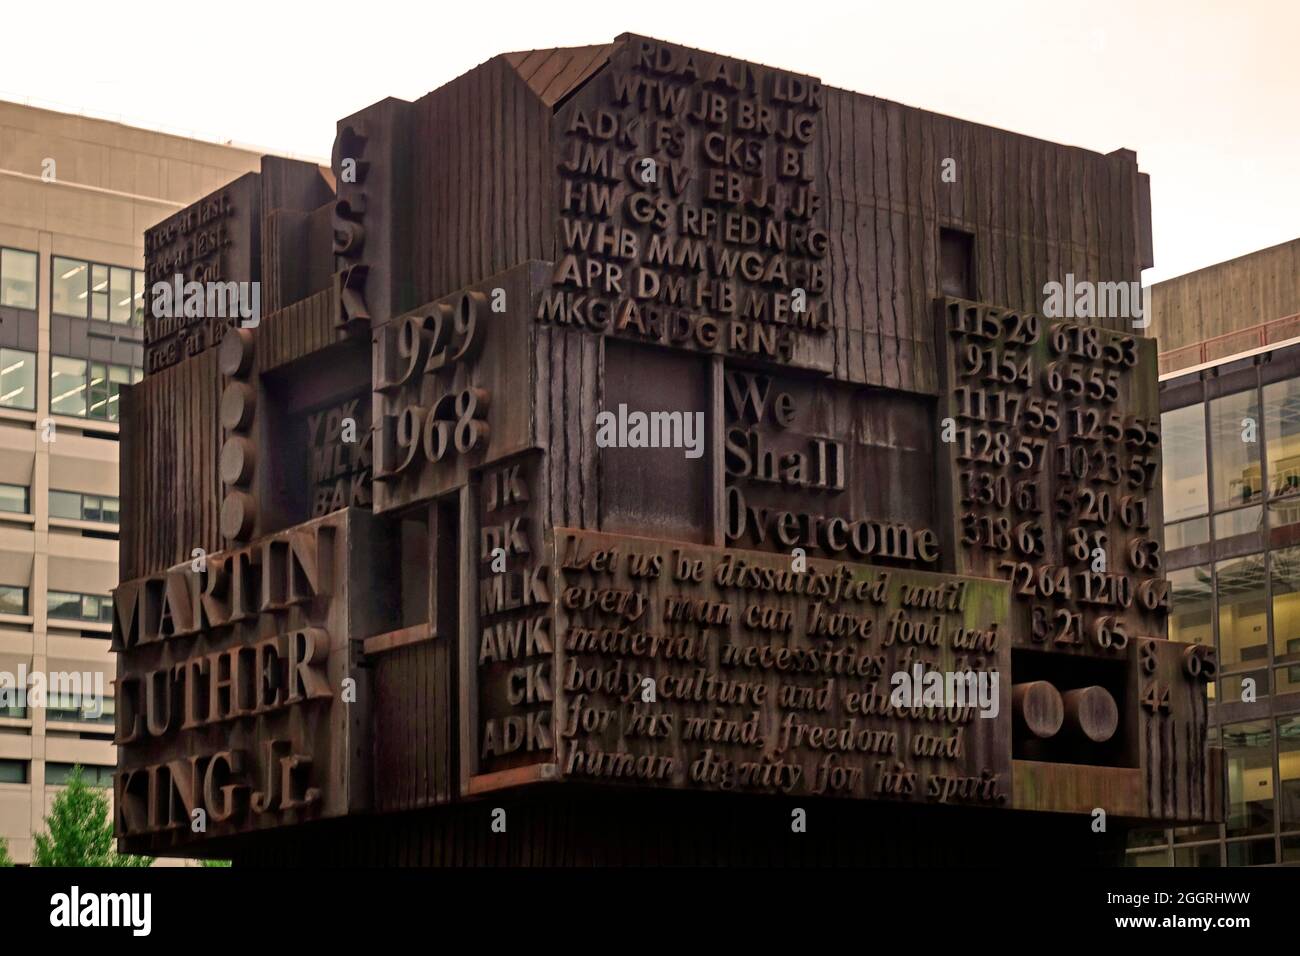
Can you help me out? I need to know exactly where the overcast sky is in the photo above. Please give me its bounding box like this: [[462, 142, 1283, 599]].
[[3, 0, 1295, 283]]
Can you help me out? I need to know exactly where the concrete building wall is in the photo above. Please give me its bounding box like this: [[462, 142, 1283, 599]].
[[1151, 239, 1300, 374], [0, 100, 264, 864]]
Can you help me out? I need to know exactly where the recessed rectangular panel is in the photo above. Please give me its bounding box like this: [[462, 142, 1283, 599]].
[[600, 340, 710, 544]]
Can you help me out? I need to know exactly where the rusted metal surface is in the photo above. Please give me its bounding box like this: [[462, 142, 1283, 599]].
[[1063, 686, 1119, 743], [112, 511, 383, 853], [1014, 681, 1064, 739], [117, 33, 1219, 862]]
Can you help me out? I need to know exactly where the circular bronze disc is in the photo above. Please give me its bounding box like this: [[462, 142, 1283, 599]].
[[218, 327, 255, 377], [220, 436, 255, 485], [220, 381, 256, 431], [219, 490, 255, 540]]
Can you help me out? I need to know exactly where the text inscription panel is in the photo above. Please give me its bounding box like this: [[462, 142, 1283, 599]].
[[546, 530, 1011, 805]]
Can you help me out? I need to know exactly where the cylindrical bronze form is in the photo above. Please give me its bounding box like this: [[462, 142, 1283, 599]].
[[1013, 681, 1064, 739], [219, 326, 256, 377], [220, 435, 257, 485], [219, 490, 256, 540], [1062, 686, 1119, 743], [221, 381, 257, 431]]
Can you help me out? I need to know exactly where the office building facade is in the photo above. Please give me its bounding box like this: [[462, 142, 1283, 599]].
[[0, 100, 262, 863], [1129, 239, 1300, 865]]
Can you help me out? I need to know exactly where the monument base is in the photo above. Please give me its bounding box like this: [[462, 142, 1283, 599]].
[[226, 788, 1131, 866]]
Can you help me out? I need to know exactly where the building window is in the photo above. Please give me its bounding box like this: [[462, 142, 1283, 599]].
[[1128, 828, 1170, 849], [1162, 403, 1209, 521], [0, 585, 28, 615], [1226, 839, 1276, 866], [1271, 498, 1300, 534], [1210, 390, 1263, 511], [1168, 566, 1213, 646], [1270, 545, 1300, 666], [0, 685, 25, 719], [1215, 505, 1263, 542], [1173, 820, 1221, 843], [1173, 843, 1222, 867], [134, 271, 146, 324], [1279, 714, 1300, 833], [46, 694, 113, 727], [1216, 553, 1268, 670], [0, 483, 29, 515], [1127, 848, 1172, 866], [0, 248, 37, 310], [50, 356, 87, 416], [88, 362, 134, 420], [1265, 376, 1300, 498], [1222, 670, 1269, 700], [53, 257, 87, 317], [49, 490, 119, 523], [52, 256, 145, 325], [50, 358, 141, 421], [1224, 720, 1274, 837], [1277, 662, 1300, 695], [1165, 516, 1209, 551], [46, 699, 80, 722], [46, 590, 113, 624], [90, 264, 108, 321], [0, 348, 36, 410], [44, 763, 114, 787], [0, 759, 28, 784], [110, 266, 134, 324], [1168, 565, 1215, 700]]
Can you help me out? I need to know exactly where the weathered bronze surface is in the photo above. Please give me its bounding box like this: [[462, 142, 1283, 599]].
[[116, 34, 1218, 861]]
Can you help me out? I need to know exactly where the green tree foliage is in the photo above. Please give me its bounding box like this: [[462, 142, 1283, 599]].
[[33, 765, 153, 867], [0, 837, 13, 866]]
